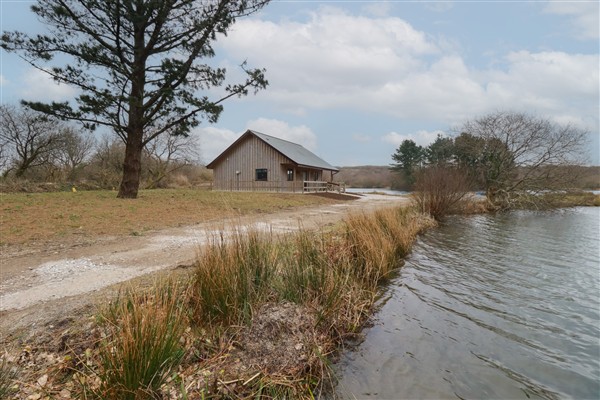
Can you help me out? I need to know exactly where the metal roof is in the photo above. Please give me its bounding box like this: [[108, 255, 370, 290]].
[[250, 130, 338, 171], [207, 130, 339, 171]]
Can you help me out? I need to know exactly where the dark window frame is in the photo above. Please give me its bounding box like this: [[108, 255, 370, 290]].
[[286, 168, 294, 181], [255, 168, 268, 181]]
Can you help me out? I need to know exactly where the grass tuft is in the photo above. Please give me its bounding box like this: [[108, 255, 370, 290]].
[[0, 356, 17, 398], [191, 229, 278, 325], [92, 281, 187, 399]]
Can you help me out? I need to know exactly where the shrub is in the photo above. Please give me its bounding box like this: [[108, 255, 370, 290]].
[[412, 165, 471, 220]]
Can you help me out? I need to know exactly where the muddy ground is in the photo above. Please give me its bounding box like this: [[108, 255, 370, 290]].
[[0, 194, 409, 345]]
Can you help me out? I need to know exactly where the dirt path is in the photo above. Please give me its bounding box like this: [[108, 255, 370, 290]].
[[0, 194, 409, 342]]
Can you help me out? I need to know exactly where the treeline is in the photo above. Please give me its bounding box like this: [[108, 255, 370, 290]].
[[0, 105, 212, 192], [337, 165, 598, 192], [336, 166, 409, 190], [391, 111, 594, 211]]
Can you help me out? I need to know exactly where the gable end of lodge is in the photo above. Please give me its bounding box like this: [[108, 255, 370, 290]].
[[206, 130, 344, 192]]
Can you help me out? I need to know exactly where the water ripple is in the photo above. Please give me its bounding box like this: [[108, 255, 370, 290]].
[[337, 207, 600, 399]]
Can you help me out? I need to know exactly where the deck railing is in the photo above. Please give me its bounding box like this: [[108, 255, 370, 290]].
[[212, 180, 346, 193], [303, 181, 328, 192]]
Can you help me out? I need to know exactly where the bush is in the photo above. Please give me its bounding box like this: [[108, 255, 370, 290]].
[[412, 166, 471, 220]]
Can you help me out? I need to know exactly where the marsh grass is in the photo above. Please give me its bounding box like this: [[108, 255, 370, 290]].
[[187, 206, 435, 397], [343, 207, 434, 288], [191, 206, 435, 326], [0, 357, 17, 398], [92, 281, 187, 399], [192, 229, 279, 325], [537, 191, 600, 208]]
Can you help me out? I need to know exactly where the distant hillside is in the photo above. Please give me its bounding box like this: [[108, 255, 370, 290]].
[[335, 165, 599, 191], [335, 165, 409, 190]]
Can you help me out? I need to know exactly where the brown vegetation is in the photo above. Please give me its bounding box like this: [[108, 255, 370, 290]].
[[412, 166, 473, 220], [336, 165, 409, 189], [1, 206, 435, 399]]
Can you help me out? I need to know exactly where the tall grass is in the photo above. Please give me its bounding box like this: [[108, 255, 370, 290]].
[[192, 229, 278, 325], [277, 230, 348, 323], [344, 207, 433, 288], [191, 207, 435, 328], [93, 282, 187, 399], [0, 357, 17, 398]]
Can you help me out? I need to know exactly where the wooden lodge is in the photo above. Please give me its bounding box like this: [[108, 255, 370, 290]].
[[206, 130, 343, 192]]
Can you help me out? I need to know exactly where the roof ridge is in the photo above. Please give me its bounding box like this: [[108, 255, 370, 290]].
[[249, 129, 305, 148]]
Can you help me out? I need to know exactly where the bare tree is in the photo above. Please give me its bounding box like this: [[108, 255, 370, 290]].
[[88, 135, 126, 189], [0, 135, 10, 175], [0, 104, 63, 178], [53, 127, 96, 181], [460, 111, 589, 209], [144, 133, 201, 189]]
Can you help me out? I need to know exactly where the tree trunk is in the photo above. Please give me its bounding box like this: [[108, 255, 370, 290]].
[[117, 134, 143, 198], [118, 14, 146, 199]]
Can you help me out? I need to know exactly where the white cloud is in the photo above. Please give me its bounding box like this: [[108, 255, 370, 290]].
[[219, 8, 597, 126], [246, 118, 318, 151], [484, 51, 599, 116], [382, 130, 444, 147], [220, 6, 437, 105], [195, 126, 240, 164], [196, 119, 319, 163], [544, 1, 599, 40], [215, 7, 598, 160], [20, 68, 77, 102], [425, 2, 455, 13], [0, 74, 7, 86], [362, 1, 392, 17]]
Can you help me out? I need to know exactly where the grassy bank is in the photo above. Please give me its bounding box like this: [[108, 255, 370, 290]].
[[2, 206, 435, 399], [539, 191, 600, 208], [0, 189, 337, 245]]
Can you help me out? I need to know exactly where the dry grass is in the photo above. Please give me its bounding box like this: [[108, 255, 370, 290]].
[[538, 191, 600, 208], [89, 282, 188, 399], [187, 206, 435, 398], [0, 188, 337, 245]]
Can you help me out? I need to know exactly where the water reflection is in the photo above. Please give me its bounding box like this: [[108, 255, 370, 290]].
[[336, 208, 600, 399]]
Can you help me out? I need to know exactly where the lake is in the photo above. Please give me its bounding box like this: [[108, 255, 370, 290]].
[[336, 207, 600, 399]]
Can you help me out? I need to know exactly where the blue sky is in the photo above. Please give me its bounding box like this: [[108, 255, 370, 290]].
[[1, 0, 599, 166]]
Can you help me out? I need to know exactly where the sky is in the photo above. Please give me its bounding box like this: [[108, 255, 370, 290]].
[[1, 0, 599, 167]]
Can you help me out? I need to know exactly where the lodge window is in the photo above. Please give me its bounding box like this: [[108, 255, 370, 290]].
[[287, 169, 294, 181], [255, 168, 268, 181]]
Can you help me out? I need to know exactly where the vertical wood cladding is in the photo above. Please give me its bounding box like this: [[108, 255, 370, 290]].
[[212, 135, 299, 191]]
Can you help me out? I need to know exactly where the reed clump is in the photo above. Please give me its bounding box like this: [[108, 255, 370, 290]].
[[0, 357, 17, 398], [191, 229, 279, 325], [89, 282, 188, 399]]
